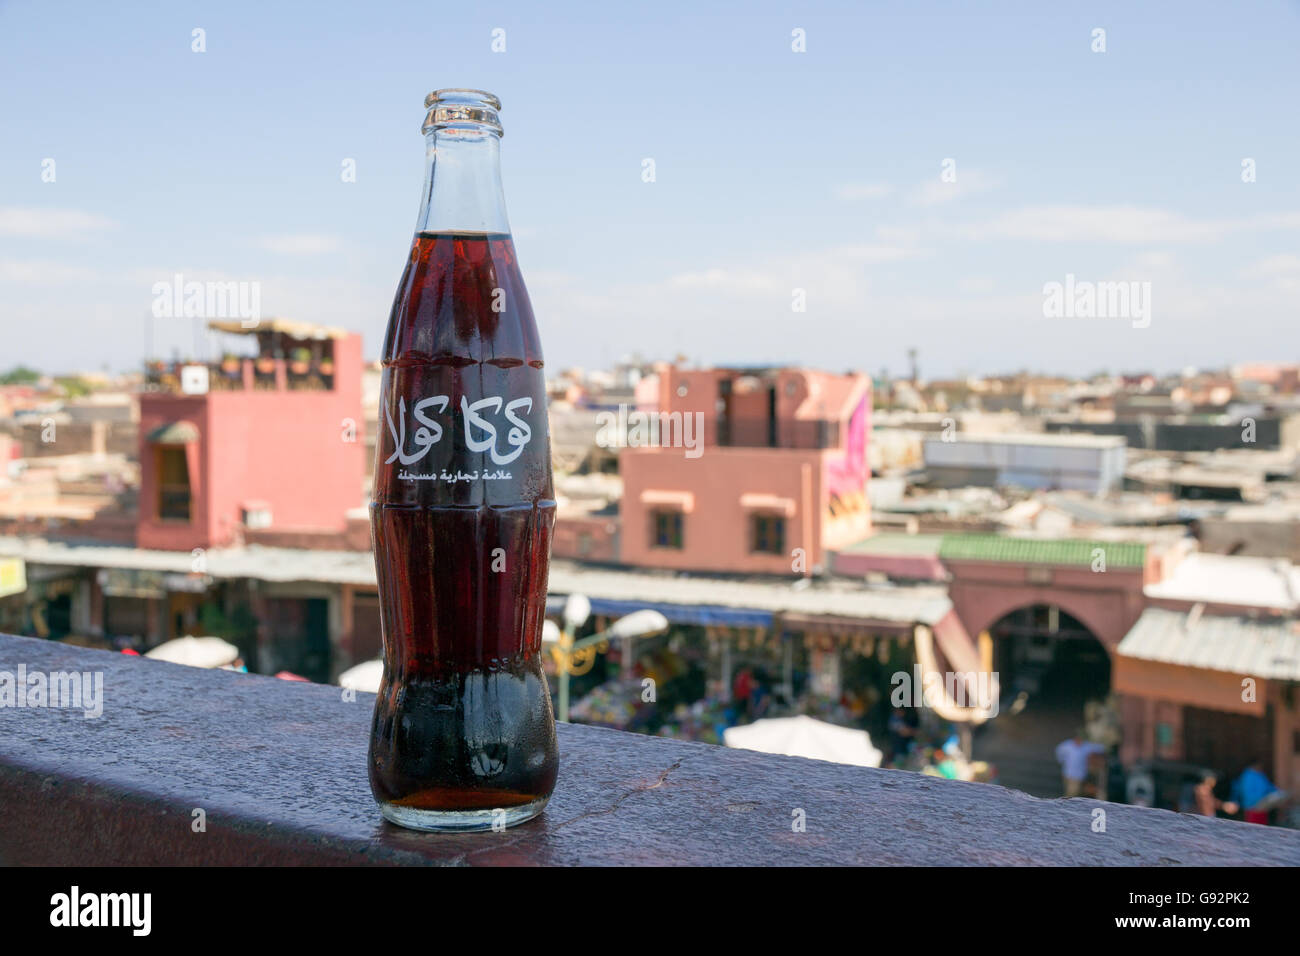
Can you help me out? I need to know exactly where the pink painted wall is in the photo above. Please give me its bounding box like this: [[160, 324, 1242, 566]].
[[137, 394, 211, 551], [552, 512, 620, 563], [650, 367, 728, 446], [617, 365, 871, 574], [943, 560, 1147, 652], [1114, 656, 1263, 717], [137, 334, 365, 551], [1113, 658, 1300, 800], [620, 445, 821, 575], [820, 395, 871, 551], [943, 547, 1300, 794], [647, 365, 869, 449], [833, 551, 947, 581]]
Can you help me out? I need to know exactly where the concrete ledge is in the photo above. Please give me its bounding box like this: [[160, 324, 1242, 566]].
[[1, 633, 1297, 866]]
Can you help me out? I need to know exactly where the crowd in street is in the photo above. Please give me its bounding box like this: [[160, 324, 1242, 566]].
[[1055, 733, 1288, 825]]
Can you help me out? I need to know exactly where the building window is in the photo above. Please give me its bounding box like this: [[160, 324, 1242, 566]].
[[751, 513, 785, 555], [156, 446, 192, 522], [650, 510, 684, 549]]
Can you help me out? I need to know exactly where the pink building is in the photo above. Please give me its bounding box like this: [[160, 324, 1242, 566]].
[[619, 365, 871, 576], [136, 320, 365, 552]]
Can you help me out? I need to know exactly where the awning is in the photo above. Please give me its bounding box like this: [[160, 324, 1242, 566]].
[[338, 659, 382, 693], [147, 421, 199, 444], [546, 594, 772, 629], [1118, 607, 1300, 680], [145, 636, 239, 668], [724, 715, 882, 768], [739, 493, 796, 517], [931, 608, 984, 675], [639, 489, 694, 512], [0, 557, 25, 599], [778, 612, 913, 637], [913, 620, 996, 724], [1113, 654, 1264, 716], [208, 317, 348, 340], [97, 568, 211, 599], [1110, 606, 1300, 715]]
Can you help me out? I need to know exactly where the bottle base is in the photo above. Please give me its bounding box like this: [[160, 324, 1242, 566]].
[[378, 795, 550, 833]]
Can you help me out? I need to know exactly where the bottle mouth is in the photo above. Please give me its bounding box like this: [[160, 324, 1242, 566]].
[[423, 89, 502, 136]]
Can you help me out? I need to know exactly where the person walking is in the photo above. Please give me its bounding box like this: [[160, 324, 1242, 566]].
[[1230, 758, 1279, 825], [1192, 772, 1238, 818], [1055, 732, 1105, 798], [731, 667, 754, 721]]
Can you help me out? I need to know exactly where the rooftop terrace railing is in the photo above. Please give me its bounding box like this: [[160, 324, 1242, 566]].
[[141, 358, 335, 395], [1, 633, 1296, 865]]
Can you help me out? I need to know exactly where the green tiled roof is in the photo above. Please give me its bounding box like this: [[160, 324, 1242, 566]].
[[938, 534, 1146, 568]]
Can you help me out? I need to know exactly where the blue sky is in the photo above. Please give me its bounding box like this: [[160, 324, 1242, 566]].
[[2, 0, 1298, 378]]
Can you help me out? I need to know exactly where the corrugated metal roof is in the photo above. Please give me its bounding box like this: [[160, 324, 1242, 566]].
[[1144, 552, 1300, 612], [938, 534, 1146, 568], [921, 433, 1126, 449], [546, 561, 951, 625], [1118, 607, 1300, 680], [0, 537, 952, 626], [0, 536, 376, 585]]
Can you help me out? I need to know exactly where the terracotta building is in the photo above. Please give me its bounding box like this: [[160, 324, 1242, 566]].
[[618, 364, 872, 576], [137, 320, 366, 552]]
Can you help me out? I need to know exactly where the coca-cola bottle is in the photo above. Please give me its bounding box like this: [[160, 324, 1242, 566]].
[[368, 89, 558, 831]]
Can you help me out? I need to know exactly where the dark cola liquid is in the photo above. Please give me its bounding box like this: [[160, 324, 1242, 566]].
[[369, 232, 558, 826]]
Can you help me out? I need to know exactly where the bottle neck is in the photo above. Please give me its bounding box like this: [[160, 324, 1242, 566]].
[[415, 128, 511, 236]]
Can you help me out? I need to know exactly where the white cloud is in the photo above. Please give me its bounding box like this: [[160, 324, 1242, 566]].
[[913, 169, 1000, 206], [0, 259, 102, 282], [0, 207, 116, 239], [835, 182, 893, 201], [663, 243, 925, 300], [667, 266, 785, 296], [926, 206, 1300, 244], [1132, 251, 1176, 270], [253, 234, 344, 255], [875, 225, 924, 244], [1242, 253, 1300, 278], [522, 240, 938, 371], [1256, 212, 1300, 229], [958, 276, 996, 294], [838, 244, 926, 263], [964, 205, 1222, 242]]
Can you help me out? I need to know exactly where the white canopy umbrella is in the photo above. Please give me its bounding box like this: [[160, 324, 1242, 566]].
[[144, 635, 239, 669], [605, 609, 669, 640], [724, 715, 883, 768], [338, 658, 384, 693]]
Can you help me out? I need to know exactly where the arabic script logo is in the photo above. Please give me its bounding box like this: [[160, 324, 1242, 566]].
[[385, 394, 533, 467]]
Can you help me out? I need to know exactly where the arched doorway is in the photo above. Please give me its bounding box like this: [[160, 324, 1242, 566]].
[[973, 604, 1113, 798], [993, 604, 1111, 708]]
